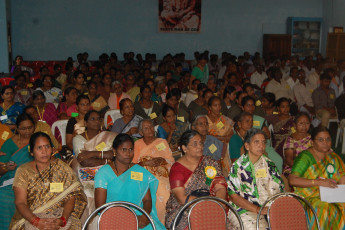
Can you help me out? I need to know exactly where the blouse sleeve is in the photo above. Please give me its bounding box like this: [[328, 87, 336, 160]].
[[291, 150, 315, 177], [12, 166, 29, 189], [94, 165, 110, 189], [157, 126, 168, 139], [169, 163, 186, 189]]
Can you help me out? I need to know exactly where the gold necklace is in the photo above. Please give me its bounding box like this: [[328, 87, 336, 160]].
[[2, 102, 14, 115]]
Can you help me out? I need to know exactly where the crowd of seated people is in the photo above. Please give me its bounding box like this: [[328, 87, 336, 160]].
[[0, 51, 344, 229]]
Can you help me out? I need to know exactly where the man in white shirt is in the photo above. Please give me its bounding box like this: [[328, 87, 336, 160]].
[[293, 69, 314, 116], [250, 64, 267, 90], [265, 67, 294, 101], [302, 59, 315, 78], [286, 66, 299, 89], [307, 62, 322, 91], [184, 79, 200, 107]]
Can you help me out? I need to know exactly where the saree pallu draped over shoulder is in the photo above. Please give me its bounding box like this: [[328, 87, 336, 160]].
[[10, 159, 87, 230]]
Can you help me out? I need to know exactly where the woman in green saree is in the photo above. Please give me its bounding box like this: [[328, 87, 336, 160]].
[[0, 113, 35, 229]]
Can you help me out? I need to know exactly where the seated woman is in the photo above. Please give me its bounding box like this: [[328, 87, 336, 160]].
[[0, 114, 35, 229], [0, 86, 25, 130], [261, 92, 276, 117], [36, 75, 63, 104], [32, 90, 58, 127], [187, 83, 208, 121], [14, 74, 34, 106], [134, 119, 174, 225], [108, 80, 131, 110], [266, 97, 294, 158], [73, 110, 117, 222], [9, 132, 87, 229], [97, 73, 114, 102], [86, 81, 109, 116], [289, 127, 345, 230], [206, 96, 234, 143], [283, 112, 312, 177], [111, 98, 142, 138], [57, 87, 78, 120], [95, 134, 165, 230], [72, 71, 87, 95], [24, 106, 60, 150], [66, 94, 90, 150], [165, 130, 227, 229], [157, 105, 188, 152], [221, 85, 238, 119], [134, 85, 161, 125], [228, 128, 284, 229]]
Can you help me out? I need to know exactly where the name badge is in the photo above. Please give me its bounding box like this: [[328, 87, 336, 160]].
[[156, 142, 166, 151], [149, 112, 157, 119], [96, 142, 107, 151], [255, 169, 267, 178], [0, 115, 8, 121], [253, 121, 260, 127], [255, 100, 261, 106], [285, 85, 290, 89], [177, 116, 184, 122], [71, 112, 79, 117], [131, 171, 143, 181], [94, 102, 100, 108], [21, 90, 28, 96], [87, 76, 92, 81], [27, 83, 33, 88], [52, 92, 58, 97], [216, 121, 224, 129], [330, 94, 334, 99], [50, 183, 64, 192], [1, 131, 9, 140], [208, 144, 217, 154]]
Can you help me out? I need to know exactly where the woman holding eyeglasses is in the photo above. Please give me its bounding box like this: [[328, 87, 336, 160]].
[[0, 113, 35, 229], [9, 132, 87, 230], [73, 110, 117, 222], [289, 126, 345, 230], [165, 130, 227, 230], [94, 133, 165, 230]]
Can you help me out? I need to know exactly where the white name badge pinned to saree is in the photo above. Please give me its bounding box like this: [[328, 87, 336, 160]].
[[95, 142, 107, 151], [253, 121, 260, 127], [1, 131, 9, 140], [255, 169, 267, 178], [50, 183, 64, 193], [216, 121, 224, 129], [149, 112, 157, 119], [177, 117, 184, 122], [156, 142, 166, 151], [93, 102, 100, 108], [0, 115, 8, 121], [131, 171, 143, 181], [208, 144, 217, 154]]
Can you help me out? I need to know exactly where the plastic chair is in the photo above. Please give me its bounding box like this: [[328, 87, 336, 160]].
[[256, 192, 320, 230], [51, 120, 68, 146], [172, 197, 244, 230], [104, 109, 122, 129], [82, 201, 156, 230]]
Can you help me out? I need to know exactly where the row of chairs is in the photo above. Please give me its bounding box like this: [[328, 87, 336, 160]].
[[82, 193, 320, 230]]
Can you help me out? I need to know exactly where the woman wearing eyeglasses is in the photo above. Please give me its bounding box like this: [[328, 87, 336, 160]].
[[95, 134, 165, 230], [73, 110, 117, 222], [289, 126, 345, 230]]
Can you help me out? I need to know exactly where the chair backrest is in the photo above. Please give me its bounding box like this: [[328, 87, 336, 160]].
[[104, 109, 122, 129], [268, 196, 307, 230], [51, 120, 68, 145], [98, 205, 138, 230], [188, 200, 227, 230]]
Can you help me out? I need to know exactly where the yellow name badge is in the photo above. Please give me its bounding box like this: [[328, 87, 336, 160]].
[[131, 171, 143, 181], [27, 83, 33, 88], [273, 112, 279, 115], [156, 142, 166, 151], [253, 121, 260, 127], [95, 142, 107, 151], [255, 100, 261, 106], [177, 116, 184, 122], [1, 131, 9, 140], [216, 121, 224, 129], [208, 144, 217, 154], [285, 85, 290, 89], [50, 183, 64, 193], [255, 169, 267, 178], [21, 90, 28, 96], [149, 112, 157, 119], [309, 89, 313, 93], [87, 76, 92, 81], [330, 94, 334, 99], [94, 102, 100, 108], [52, 92, 58, 97]]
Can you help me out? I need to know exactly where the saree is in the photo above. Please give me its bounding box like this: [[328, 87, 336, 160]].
[[38, 103, 58, 127], [14, 88, 34, 106], [0, 140, 32, 229], [266, 115, 294, 158], [0, 102, 25, 126], [108, 92, 131, 110], [157, 120, 189, 151], [90, 94, 108, 112], [111, 115, 142, 138], [0, 123, 13, 149], [134, 138, 175, 225], [94, 164, 166, 230], [206, 115, 234, 142], [165, 156, 227, 230], [291, 150, 345, 230], [227, 154, 284, 229], [36, 87, 63, 104], [57, 102, 77, 118], [10, 159, 87, 230]]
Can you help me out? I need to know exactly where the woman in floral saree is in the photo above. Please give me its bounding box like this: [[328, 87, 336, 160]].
[[10, 132, 87, 230]]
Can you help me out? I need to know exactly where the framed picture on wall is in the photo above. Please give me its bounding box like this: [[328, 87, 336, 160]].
[[333, 27, 344, 33], [158, 0, 201, 33]]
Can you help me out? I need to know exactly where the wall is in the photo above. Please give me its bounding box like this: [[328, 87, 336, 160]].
[[10, 0, 323, 61], [0, 0, 9, 72]]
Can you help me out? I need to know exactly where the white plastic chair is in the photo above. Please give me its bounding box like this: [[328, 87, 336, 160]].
[[51, 120, 68, 146], [104, 109, 122, 129]]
